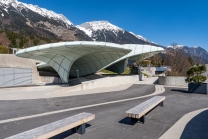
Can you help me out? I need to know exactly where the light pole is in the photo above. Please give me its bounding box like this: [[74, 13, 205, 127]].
[[76, 70, 79, 78]]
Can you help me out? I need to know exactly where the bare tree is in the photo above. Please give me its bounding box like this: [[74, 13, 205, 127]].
[[151, 54, 163, 67], [164, 48, 192, 76], [170, 42, 178, 47]]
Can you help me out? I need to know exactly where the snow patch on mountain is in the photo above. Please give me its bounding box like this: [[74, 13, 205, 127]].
[[167, 45, 185, 49], [130, 32, 158, 45], [129, 32, 148, 41], [0, 0, 16, 5], [76, 26, 93, 37], [0, 0, 73, 27], [76, 21, 124, 37], [194, 46, 199, 48]]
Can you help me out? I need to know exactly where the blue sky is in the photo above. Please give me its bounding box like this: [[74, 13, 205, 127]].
[[20, 0, 208, 49]]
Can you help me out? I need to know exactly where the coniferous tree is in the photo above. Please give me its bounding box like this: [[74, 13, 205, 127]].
[[185, 64, 207, 84]]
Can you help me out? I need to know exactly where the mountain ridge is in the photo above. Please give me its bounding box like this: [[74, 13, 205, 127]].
[[0, 0, 163, 48], [76, 20, 162, 46], [167, 45, 208, 63], [0, 0, 73, 27], [1, 0, 207, 64], [0, 0, 91, 48]]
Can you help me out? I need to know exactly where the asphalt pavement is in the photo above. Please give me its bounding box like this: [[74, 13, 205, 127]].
[[0, 85, 208, 139]]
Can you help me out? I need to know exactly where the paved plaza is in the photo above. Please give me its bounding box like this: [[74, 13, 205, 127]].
[[0, 78, 207, 139]]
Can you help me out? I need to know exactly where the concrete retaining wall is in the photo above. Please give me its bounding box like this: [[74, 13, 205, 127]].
[[40, 76, 63, 84], [0, 54, 41, 84], [142, 67, 167, 77], [67, 75, 139, 92], [142, 67, 156, 76], [158, 76, 188, 86]]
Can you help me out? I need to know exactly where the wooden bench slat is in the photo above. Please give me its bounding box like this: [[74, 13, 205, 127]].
[[125, 96, 165, 119], [6, 112, 95, 139]]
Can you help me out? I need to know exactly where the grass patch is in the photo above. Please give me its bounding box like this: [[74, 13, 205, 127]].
[[141, 72, 148, 77], [122, 67, 131, 74], [100, 67, 131, 74], [100, 69, 117, 74]]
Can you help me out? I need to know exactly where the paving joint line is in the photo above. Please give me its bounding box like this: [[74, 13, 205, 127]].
[[0, 85, 165, 124]]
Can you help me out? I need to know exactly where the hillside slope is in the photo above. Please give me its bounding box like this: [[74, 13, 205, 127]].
[[77, 21, 162, 46], [0, 0, 91, 48]]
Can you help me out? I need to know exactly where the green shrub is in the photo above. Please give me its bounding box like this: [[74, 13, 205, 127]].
[[185, 64, 207, 84], [0, 45, 9, 54]]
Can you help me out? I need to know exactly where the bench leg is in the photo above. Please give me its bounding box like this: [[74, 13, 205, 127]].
[[72, 124, 86, 135], [131, 117, 138, 122], [159, 101, 164, 107], [139, 115, 145, 124], [131, 116, 145, 124]]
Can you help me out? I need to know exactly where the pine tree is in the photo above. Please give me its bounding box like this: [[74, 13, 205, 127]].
[[185, 64, 207, 84]]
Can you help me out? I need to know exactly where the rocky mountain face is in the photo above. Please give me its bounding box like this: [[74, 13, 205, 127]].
[[167, 45, 208, 63], [0, 0, 163, 49], [76, 21, 161, 46], [0, 0, 91, 48]]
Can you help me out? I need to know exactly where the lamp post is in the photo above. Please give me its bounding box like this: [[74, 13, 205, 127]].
[[76, 70, 79, 78], [138, 65, 143, 81]]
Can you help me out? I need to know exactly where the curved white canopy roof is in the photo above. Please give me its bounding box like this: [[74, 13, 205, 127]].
[[16, 41, 164, 83], [16, 41, 131, 83], [105, 44, 164, 73]]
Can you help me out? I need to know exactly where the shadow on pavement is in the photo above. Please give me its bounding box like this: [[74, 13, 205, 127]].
[[180, 110, 208, 139], [119, 117, 141, 125], [153, 79, 158, 84], [171, 89, 190, 93], [49, 124, 91, 139]]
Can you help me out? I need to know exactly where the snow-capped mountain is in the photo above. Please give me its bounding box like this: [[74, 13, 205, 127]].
[[0, 0, 72, 27], [183, 46, 208, 59], [129, 32, 158, 45], [0, 0, 90, 47], [167, 45, 208, 63], [77, 20, 124, 38], [0, 0, 163, 48], [129, 32, 148, 42], [76, 21, 162, 46], [167, 45, 185, 49]]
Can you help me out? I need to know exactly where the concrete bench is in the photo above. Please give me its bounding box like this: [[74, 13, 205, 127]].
[[125, 96, 165, 123], [6, 112, 95, 139]]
